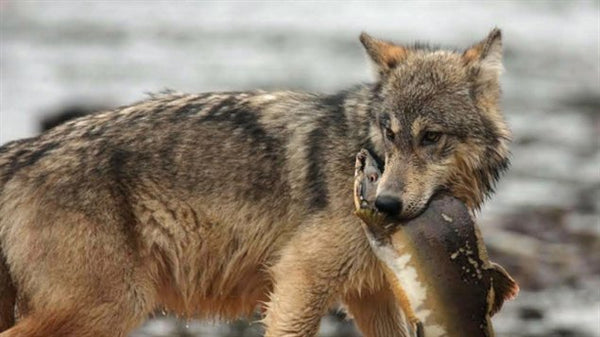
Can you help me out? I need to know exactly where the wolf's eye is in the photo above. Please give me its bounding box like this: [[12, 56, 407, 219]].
[[384, 127, 395, 141], [421, 131, 442, 146]]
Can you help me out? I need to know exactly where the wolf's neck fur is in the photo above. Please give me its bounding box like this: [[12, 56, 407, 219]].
[[291, 84, 385, 214], [330, 84, 384, 158]]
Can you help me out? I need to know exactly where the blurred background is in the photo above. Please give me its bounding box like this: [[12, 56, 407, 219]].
[[1, 1, 598, 336]]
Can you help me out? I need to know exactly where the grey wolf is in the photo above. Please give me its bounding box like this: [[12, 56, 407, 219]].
[[0, 28, 510, 337]]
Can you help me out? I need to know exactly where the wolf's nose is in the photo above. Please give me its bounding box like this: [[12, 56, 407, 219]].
[[374, 195, 402, 216]]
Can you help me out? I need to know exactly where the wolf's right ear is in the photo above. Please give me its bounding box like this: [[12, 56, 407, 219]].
[[360, 32, 408, 77], [463, 28, 503, 80]]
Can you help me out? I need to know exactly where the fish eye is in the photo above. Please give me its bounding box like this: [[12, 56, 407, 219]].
[[384, 127, 395, 141], [421, 131, 442, 146]]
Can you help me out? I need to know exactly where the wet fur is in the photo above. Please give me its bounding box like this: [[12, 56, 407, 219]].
[[0, 29, 509, 337]]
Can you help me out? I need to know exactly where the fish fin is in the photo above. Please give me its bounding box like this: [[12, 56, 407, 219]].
[[355, 208, 386, 227], [489, 262, 519, 315]]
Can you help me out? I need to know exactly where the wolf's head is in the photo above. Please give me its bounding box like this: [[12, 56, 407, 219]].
[[361, 29, 510, 219]]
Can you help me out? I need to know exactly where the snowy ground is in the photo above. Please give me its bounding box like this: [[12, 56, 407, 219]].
[[1, 1, 598, 336]]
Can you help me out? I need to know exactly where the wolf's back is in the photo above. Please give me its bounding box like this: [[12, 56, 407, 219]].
[[0, 87, 373, 333]]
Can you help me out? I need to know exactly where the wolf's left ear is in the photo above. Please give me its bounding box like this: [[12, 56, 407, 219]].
[[463, 28, 503, 79], [360, 32, 408, 77]]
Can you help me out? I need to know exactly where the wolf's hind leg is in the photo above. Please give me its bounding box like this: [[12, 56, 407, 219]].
[[0, 303, 142, 337], [0, 252, 16, 332], [0, 210, 154, 337], [0, 274, 152, 337]]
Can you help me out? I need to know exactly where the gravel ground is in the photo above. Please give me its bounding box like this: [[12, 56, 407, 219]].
[[1, 1, 598, 336]]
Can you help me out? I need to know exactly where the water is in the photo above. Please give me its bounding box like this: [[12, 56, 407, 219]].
[[1, 1, 599, 336]]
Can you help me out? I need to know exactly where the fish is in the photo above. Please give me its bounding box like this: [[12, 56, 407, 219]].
[[353, 148, 519, 337]]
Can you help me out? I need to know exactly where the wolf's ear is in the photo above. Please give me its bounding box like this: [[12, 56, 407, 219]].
[[360, 32, 408, 76], [463, 28, 503, 79]]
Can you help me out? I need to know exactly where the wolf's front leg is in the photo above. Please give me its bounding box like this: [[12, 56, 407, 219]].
[[263, 212, 369, 337], [263, 212, 410, 337], [263, 250, 335, 337], [344, 286, 411, 337]]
